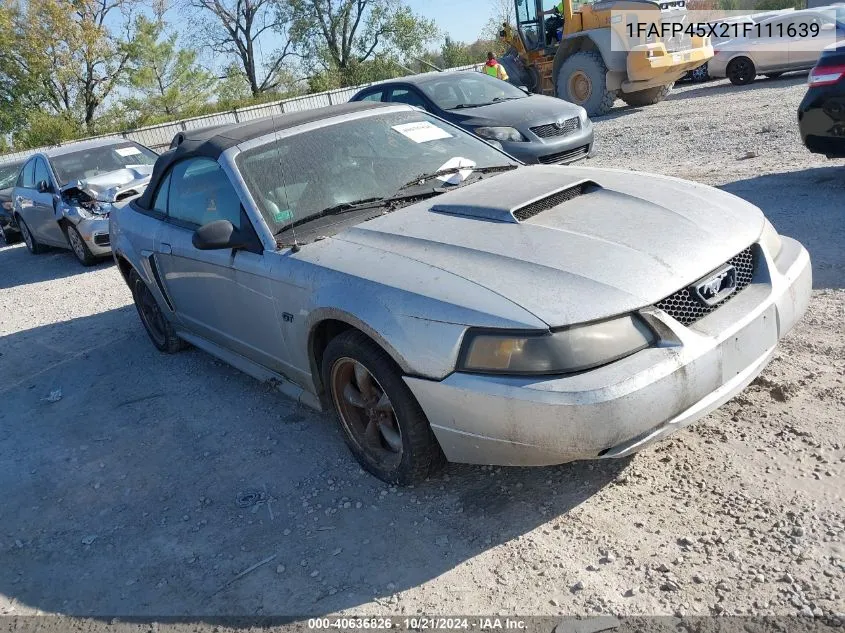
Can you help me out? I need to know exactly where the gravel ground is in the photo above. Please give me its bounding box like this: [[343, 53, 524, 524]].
[[0, 74, 843, 626]]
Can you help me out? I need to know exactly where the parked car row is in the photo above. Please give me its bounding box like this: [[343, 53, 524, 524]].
[[0, 69, 820, 484], [683, 4, 845, 85]]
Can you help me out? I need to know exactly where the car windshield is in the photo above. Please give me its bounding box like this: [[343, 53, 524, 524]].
[[418, 73, 528, 110], [50, 142, 158, 185], [237, 110, 517, 235], [0, 162, 22, 189]]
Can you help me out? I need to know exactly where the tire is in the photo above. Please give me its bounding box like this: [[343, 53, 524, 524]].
[[727, 57, 756, 86], [620, 83, 674, 107], [0, 222, 20, 245], [129, 269, 186, 354], [690, 63, 709, 82], [65, 223, 98, 266], [322, 329, 446, 485], [16, 215, 47, 254], [556, 51, 616, 117], [764, 72, 783, 79]]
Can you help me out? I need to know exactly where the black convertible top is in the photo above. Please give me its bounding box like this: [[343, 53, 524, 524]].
[[135, 101, 390, 210]]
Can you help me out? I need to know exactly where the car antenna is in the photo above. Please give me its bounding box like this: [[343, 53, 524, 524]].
[[257, 38, 300, 253]]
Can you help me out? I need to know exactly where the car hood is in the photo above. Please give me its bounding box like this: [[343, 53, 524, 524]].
[[446, 94, 584, 129], [61, 165, 153, 204], [335, 165, 765, 327]]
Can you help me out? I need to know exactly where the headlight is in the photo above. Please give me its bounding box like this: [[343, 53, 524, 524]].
[[760, 218, 783, 260], [578, 107, 589, 123], [474, 126, 527, 143], [458, 315, 655, 375]]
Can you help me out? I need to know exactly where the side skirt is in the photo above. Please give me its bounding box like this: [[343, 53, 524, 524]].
[[176, 330, 323, 412]]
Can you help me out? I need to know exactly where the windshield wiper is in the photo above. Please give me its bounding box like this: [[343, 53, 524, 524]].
[[398, 164, 518, 191], [448, 102, 494, 110], [275, 190, 446, 235]]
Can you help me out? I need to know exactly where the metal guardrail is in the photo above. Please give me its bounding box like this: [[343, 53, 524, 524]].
[[0, 63, 484, 165]]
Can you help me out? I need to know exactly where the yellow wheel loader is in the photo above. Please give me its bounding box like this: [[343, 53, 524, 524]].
[[499, 0, 713, 116]]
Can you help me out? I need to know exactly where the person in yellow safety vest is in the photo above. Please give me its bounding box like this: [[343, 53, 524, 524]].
[[484, 52, 509, 81], [542, 1, 564, 15]]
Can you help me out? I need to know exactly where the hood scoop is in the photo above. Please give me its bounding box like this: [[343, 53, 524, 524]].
[[431, 179, 598, 224], [512, 180, 598, 221]]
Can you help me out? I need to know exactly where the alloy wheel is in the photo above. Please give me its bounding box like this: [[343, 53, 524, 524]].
[[68, 227, 87, 261], [330, 357, 403, 468]]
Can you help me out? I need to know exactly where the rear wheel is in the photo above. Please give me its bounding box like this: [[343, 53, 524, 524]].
[[556, 51, 616, 117], [620, 83, 674, 107], [690, 63, 710, 82], [129, 269, 186, 354], [17, 215, 47, 254], [727, 57, 756, 85], [66, 223, 97, 266], [322, 330, 446, 485]]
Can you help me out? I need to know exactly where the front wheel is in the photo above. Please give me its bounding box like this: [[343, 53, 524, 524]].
[[556, 51, 616, 117], [66, 224, 98, 266], [620, 83, 673, 107], [322, 330, 446, 485], [727, 57, 756, 85]]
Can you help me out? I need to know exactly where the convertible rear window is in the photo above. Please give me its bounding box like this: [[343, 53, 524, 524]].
[[236, 110, 513, 235]]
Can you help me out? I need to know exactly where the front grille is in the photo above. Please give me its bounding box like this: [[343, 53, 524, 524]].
[[655, 247, 756, 326], [513, 182, 592, 221], [538, 145, 589, 164], [93, 233, 110, 246], [531, 117, 580, 139]]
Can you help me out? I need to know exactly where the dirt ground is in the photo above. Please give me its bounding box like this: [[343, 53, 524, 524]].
[[0, 75, 843, 627]]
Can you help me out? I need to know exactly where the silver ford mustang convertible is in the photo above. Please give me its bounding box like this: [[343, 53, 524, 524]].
[[111, 102, 812, 484]]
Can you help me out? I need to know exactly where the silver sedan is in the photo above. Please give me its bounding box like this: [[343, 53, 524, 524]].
[[13, 139, 157, 265], [111, 102, 812, 484]]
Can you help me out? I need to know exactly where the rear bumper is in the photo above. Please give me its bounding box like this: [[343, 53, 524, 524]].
[[405, 237, 811, 467], [798, 94, 845, 157]]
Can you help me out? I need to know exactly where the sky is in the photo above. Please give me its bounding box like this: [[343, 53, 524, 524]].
[[408, 0, 498, 42]]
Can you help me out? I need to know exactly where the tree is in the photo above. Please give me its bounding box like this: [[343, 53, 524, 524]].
[[288, 0, 438, 86], [126, 15, 217, 122], [188, 0, 297, 96], [480, 0, 515, 54], [9, 0, 141, 133]]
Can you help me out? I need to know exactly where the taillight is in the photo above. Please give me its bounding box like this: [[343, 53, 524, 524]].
[[808, 63, 845, 87]]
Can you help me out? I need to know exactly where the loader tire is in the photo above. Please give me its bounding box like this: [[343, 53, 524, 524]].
[[556, 51, 616, 117], [620, 83, 673, 107]]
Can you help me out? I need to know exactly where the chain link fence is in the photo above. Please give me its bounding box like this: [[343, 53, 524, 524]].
[[0, 64, 484, 165]]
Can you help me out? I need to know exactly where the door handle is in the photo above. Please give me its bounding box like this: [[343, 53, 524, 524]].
[[160, 242, 172, 254]]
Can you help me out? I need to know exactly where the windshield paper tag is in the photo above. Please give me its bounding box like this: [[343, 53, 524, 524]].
[[392, 121, 452, 143], [115, 146, 142, 157]]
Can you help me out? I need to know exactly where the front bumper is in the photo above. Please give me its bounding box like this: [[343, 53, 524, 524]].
[[73, 216, 112, 256], [503, 119, 595, 165], [405, 237, 812, 467]]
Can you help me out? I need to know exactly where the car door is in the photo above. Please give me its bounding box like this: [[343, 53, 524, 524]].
[[13, 159, 53, 245], [789, 15, 837, 68], [749, 17, 792, 71], [28, 157, 65, 246], [153, 157, 288, 372]]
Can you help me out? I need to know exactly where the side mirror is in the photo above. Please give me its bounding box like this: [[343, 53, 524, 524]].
[[37, 179, 51, 194], [192, 220, 248, 251]]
